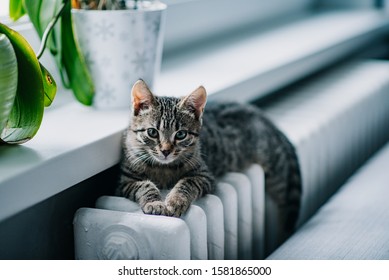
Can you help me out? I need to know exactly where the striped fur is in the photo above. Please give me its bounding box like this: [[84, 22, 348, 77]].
[[117, 80, 302, 230], [200, 102, 302, 233]]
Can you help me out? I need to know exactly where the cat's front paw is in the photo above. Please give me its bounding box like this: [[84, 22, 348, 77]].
[[142, 201, 168, 216], [166, 194, 190, 217]]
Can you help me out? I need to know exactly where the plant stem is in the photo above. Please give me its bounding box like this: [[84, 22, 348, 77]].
[[37, 0, 69, 60]]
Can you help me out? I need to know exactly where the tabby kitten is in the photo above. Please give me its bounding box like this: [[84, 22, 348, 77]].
[[117, 80, 301, 232]]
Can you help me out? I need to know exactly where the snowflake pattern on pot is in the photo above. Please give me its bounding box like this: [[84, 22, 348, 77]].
[[96, 84, 116, 106], [72, 3, 166, 109], [148, 18, 161, 38], [132, 51, 150, 73], [94, 20, 115, 41]]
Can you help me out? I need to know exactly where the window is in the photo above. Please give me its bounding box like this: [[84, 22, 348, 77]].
[[0, 1, 9, 17]]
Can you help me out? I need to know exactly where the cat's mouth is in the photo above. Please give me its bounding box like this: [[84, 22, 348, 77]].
[[154, 153, 177, 165]]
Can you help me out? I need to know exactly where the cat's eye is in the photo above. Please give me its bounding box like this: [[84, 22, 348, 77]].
[[175, 130, 188, 140], [147, 128, 159, 138]]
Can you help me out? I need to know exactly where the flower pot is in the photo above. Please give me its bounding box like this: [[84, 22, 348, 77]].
[[72, 1, 166, 109]]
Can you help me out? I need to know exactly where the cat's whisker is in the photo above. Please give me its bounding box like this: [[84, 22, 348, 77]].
[[182, 154, 200, 170], [129, 156, 144, 167], [128, 151, 152, 167]]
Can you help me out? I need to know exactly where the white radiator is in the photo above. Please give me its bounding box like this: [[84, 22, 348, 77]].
[[263, 60, 389, 253], [74, 60, 389, 260], [73, 165, 265, 260]]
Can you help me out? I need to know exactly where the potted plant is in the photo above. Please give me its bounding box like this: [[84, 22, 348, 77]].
[[71, 0, 167, 109], [0, 1, 62, 144], [9, 0, 95, 106], [1, 0, 166, 143], [1, 0, 100, 144]]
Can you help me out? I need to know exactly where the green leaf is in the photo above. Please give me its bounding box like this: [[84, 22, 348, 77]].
[[23, 0, 94, 106], [9, 0, 26, 21], [40, 62, 57, 107], [0, 23, 45, 144], [0, 34, 18, 136], [21, 0, 41, 31], [61, 0, 94, 105]]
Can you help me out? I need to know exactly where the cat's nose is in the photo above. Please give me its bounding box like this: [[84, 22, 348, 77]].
[[161, 150, 172, 157]]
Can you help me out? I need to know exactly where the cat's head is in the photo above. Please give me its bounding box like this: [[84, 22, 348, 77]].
[[125, 79, 207, 165]]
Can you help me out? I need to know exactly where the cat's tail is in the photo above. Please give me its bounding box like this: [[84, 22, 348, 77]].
[[259, 110, 303, 233], [281, 132, 302, 232]]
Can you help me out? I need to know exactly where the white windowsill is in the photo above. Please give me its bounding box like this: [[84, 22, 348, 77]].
[[0, 10, 388, 222], [156, 10, 389, 101]]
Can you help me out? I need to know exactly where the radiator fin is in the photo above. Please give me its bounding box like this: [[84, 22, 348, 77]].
[[263, 60, 389, 254], [74, 165, 265, 260]]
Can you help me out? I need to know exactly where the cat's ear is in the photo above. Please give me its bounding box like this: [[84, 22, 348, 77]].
[[179, 86, 207, 119], [131, 80, 155, 116]]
